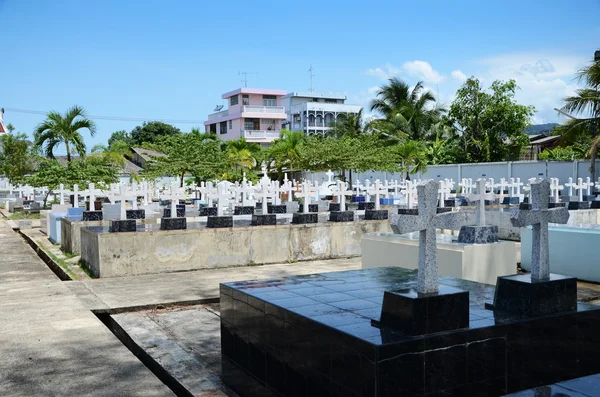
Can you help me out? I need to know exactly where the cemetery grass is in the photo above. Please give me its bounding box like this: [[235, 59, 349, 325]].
[[7, 212, 41, 220]]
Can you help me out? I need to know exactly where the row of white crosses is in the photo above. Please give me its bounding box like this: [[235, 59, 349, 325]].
[[565, 177, 595, 201]]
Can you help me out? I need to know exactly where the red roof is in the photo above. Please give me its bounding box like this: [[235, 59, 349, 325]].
[[0, 122, 5, 133]]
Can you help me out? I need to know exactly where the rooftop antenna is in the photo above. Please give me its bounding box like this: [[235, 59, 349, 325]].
[[238, 71, 257, 88], [308, 65, 315, 93]]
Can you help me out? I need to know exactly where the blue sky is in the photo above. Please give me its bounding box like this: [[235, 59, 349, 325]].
[[1, 0, 599, 153]]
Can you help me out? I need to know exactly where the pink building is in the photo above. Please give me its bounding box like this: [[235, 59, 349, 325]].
[[204, 88, 287, 145]]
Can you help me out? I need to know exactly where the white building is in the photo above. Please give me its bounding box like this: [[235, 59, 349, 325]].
[[281, 92, 362, 136]]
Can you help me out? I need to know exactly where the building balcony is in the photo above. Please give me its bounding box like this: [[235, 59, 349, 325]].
[[291, 102, 362, 114], [207, 109, 229, 120], [241, 106, 287, 119], [243, 130, 280, 143]]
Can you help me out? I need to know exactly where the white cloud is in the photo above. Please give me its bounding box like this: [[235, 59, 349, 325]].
[[364, 61, 444, 84], [451, 70, 467, 82]]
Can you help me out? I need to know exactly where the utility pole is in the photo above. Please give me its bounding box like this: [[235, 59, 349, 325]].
[[308, 65, 315, 93], [238, 71, 256, 88]]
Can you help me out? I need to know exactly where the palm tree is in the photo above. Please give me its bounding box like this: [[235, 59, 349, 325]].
[[266, 130, 306, 178], [90, 140, 131, 167], [558, 58, 600, 179], [328, 109, 365, 138], [34, 105, 96, 162], [225, 137, 260, 178], [370, 78, 445, 141], [391, 140, 428, 180]]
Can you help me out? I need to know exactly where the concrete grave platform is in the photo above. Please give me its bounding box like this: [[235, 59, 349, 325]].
[[80, 220, 391, 278], [361, 232, 517, 285]]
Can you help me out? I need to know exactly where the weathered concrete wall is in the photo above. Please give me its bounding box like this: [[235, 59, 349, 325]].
[[61, 218, 104, 255], [80, 221, 392, 278]]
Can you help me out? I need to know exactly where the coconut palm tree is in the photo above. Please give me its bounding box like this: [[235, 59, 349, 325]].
[[391, 140, 428, 180], [34, 105, 96, 162], [328, 109, 365, 139], [225, 137, 260, 178], [266, 130, 306, 177], [370, 78, 445, 141]]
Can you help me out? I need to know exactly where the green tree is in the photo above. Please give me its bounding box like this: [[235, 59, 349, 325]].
[[0, 132, 35, 184], [426, 124, 458, 165], [25, 157, 118, 207], [90, 140, 132, 167], [538, 145, 587, 161], [142, 130, 225, 186], [224, 137, 261, 181], [34, 105, 97, 162], [130, 121, 181, 146], [447, 77, 534, 163], [328, 109, 366, 138], [370, 78, 444, 141], [390, 140, 428, 179], [265, 130, 306, 177], [108, 130, 133, 148], [6, 123, 15, 134]]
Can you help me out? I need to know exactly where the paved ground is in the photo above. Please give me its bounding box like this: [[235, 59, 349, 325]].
[[68, 257, 362, 311], [0, 220, 176, 397]]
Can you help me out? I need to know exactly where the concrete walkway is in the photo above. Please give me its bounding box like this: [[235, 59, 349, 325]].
[[68, 257, 362, 312], [0, 220, 175, 397]]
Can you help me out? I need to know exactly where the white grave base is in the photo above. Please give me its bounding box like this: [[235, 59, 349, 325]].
[[361, 232, 517, 285], [521, 224, 600, 283]]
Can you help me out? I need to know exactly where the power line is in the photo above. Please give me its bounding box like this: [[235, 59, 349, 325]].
[[2, 107, 206, 124]]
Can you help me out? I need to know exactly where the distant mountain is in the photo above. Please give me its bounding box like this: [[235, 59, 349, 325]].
[[524, 123, 559, 135]]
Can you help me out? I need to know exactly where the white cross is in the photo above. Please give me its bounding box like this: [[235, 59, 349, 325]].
[[216, 183, 233, 216], [584, 177, 595, 197], [88, 183, 97, 211], [549, 178, 564, 203], [368, 179, 388, 210], [438, 180, 450, 208], [401, 180, 417, 209], [353, 180, 362, 197], [237, 180, 256, 207], [325, 169, 335, 183], [363, 179, 372, 202], [467, 178, 496, 226], [59, 183, 65, 205], [295, 180, 317, 213], [495, 178, 509, 201], [564, 177, 576, 198], [280, 180, 294, 203], [161, 183, 186, 218], [573, 177, 587, 202], [73, 184, 79, 208], [335, 180, 353, 210]]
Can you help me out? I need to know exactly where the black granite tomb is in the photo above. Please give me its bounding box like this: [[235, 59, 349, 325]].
[[292, 212, 318, 224], [207, 215, 233, 228], [584, 195, 596, 202], [591, 201, 600, 209], [489, 273, 577, 317], [163, 208, 186, 218], [298, 204, 319, 213], [267, 204, 287, 214], [234, 206, 255, 215], [503, 196, 520, 205], [328, 211, 354, 222], [398, 208, 451, 215], [82, 211, 103, 221], [358, 202, 375, 210], [503, 373, 600, 396], [443, 199, 456, 207], [126, 209, 146, 219], [548, 202, 566, 208], [160, 217, 187, 230], [221, 267, 600, 397], [457, 225, 499, 244], [328, 203, 345, 212], [108, 219, 136, 233], [251, 214, 277, 226], [199, 207, 218, 216], [568, 201, 591, 210], [364, 209, 388, 220]]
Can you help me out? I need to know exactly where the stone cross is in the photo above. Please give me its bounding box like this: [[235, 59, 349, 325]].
[[59, 183, 65, 205], [496, 178, 509, 201], [573, 178, 586, 202], [279, 180, 294, 203], [549, 178, 564, 203], [238, 180, 255, 206], [325, 169, 334, 183], [216, 183, 233, 216], [584, 177, 594, 197], [353, 180, 362, 197], [510, 180, 569, 280], [161, 183, 186, 218], [118, 185, 128, 220], [438, 180, 451, 208], [73, 184, 79, 208], [88, 183, 97, 211], [368, 179, 388, 210], [335, 180, 353, 209], [402, 180, 416, 209], [390, 180, 472, 293], [565, 177, 576, 198], [258, 181, 272, 210], [363, 179, 372, 201], [468, 178, 495, 226], [459, 178, 474, 195], [295, 180, 317, 213]]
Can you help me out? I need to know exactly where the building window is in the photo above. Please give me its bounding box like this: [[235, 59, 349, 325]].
[[230, 95, 239, 106], [220, 122, 227, 135], [228, 120, 232, 130], [325, 99, 337, 103], [242, 94, 250, 105], [263, 95, 276, 107], [244, 118, 260, 131], [209, 124, 217, 133]]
